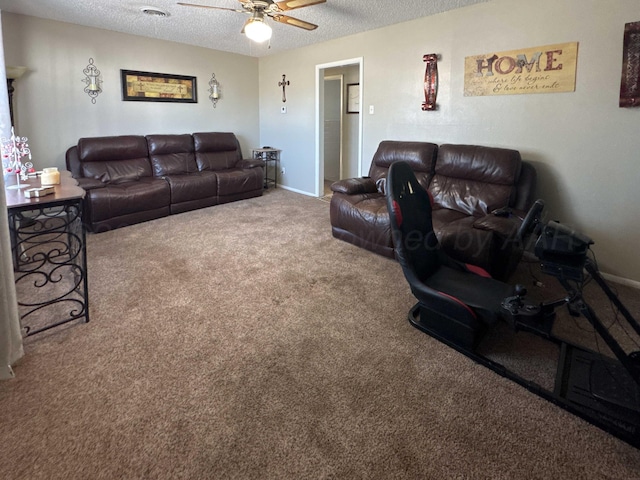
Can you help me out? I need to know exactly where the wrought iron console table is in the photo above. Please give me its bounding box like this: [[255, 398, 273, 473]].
[[5, 171, 89, 336], [252, 148, 281, 189]]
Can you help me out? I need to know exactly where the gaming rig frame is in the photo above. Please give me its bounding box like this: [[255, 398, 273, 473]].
[[423, 200, 640, 447]]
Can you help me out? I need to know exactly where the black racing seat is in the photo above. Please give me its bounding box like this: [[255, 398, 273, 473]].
[[386, 160, 514, 350]]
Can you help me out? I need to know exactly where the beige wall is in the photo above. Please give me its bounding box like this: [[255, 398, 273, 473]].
[[259, 0, 640, 283], [3, 1, 640, 282], [2, 13, 260, 168]]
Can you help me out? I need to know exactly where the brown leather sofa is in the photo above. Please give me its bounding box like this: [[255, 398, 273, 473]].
[[330, 141, 537, 281], [66, 132, 263, 232]]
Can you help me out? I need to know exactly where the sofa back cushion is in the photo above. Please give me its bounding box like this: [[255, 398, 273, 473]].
[[193, 132, 241, 171], [147, 134, 197, 176], [368, 141, 438, 190], [77, 135, 151, 184], [430, 144, 522, 216]]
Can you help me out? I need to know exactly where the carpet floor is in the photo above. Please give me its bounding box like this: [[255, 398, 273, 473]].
[[1, 188, 639, 479]]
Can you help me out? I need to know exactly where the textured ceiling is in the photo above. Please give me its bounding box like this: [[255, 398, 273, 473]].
[[0, 0, 487, 57]]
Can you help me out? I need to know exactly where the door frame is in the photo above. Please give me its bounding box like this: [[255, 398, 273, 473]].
[[315, 57, 363, 197]]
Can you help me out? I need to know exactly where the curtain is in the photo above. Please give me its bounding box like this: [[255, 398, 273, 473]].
[[0, 11, 24, 380]]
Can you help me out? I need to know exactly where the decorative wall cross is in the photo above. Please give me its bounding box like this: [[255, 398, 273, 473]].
[[278, 74, 290, 103]]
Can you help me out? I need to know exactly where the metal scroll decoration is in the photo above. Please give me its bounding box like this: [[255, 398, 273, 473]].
[[82, 58, 102, 104], [208, 73, 220, 108], [620, 21, 640, 108], [10, 204, 89, 336], [422, 54, 439, 111], [1, 127, 34, 189]]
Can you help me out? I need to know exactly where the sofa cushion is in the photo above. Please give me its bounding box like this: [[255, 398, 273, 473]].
[[78, 135, 151, 184], [216, 168, 263, 197], [430, 144, 522, 216], [368, 141, 438, 188], [164, 172, 217, 204], [86, 177, 170, 222], [147, 134, 197, 176], [193, 132, 241, 171]]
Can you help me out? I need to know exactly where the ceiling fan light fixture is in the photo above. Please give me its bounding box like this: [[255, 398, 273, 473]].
[[245, 17, 272, 43]]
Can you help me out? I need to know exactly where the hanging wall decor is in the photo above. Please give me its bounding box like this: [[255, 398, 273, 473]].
[[422, 53, 439, 111], [121, 70, 197, 103], [278, 74, 290, 103], [464, 42, 578, 97], [346, 83, 360, 114], [208, 73, 221, 108], [82, 58, 102, 104], [620, 21, 640, 108]]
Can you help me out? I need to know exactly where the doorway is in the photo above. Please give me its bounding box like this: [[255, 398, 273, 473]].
[[323, 75, 342, 195], [315, 57, 363, 197]]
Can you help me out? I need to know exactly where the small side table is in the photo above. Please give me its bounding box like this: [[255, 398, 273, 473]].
[[5, 171, 89, 336], [252, 148, 281, 189]]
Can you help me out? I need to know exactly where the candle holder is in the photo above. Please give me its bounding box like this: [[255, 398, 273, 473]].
[[208, 73, 221, 108], [82, 58, 102, 104], [2, 127, 34, 189]]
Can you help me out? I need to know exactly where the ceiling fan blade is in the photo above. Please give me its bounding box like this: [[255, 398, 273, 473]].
[[177, 2, 245, 13], [275, 0, 326, 11], [270, 14, 318, 30]]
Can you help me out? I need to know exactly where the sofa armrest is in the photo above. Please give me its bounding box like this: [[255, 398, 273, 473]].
[[239, 158, 264, 169], [76, 177, 106, 191], [331, 177, 377, 195], [473, 212, 529, 280]]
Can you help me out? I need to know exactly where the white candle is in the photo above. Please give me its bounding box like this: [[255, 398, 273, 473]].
[[41, 167, 60, 185]]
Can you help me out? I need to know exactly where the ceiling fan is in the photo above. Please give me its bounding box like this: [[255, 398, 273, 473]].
[[177, 0, 326, 43]]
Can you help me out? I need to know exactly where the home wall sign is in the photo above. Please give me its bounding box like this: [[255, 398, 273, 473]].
[[464, 42, 578, 97], [620, 21, 640, 108], [121, 70, 197, 103]]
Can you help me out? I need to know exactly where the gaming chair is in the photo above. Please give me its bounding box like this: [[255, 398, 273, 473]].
[[386, 160, 514, 350]]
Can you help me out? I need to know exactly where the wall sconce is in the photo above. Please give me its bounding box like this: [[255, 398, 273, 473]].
[[208, 73, 221, 108], [421, 53, 439, 111], [82, 58, 102, 104]]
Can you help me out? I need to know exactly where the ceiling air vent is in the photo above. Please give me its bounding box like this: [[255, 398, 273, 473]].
[[141, 7, 169, 17]]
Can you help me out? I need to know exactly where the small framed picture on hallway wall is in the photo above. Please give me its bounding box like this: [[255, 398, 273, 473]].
[[347, 83, 360, 114]]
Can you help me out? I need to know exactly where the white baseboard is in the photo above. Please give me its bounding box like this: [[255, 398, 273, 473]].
[[276, 185, 316, 197], [599, 271, 640, 290]]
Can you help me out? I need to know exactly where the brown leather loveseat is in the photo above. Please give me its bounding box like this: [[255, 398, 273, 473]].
[[66, 132, 263, 232], [329, 141, 537, 281]]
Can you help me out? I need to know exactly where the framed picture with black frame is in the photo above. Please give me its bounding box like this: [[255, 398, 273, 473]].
[[120, 69, 197, 103], [346, 83, 360, 114]]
